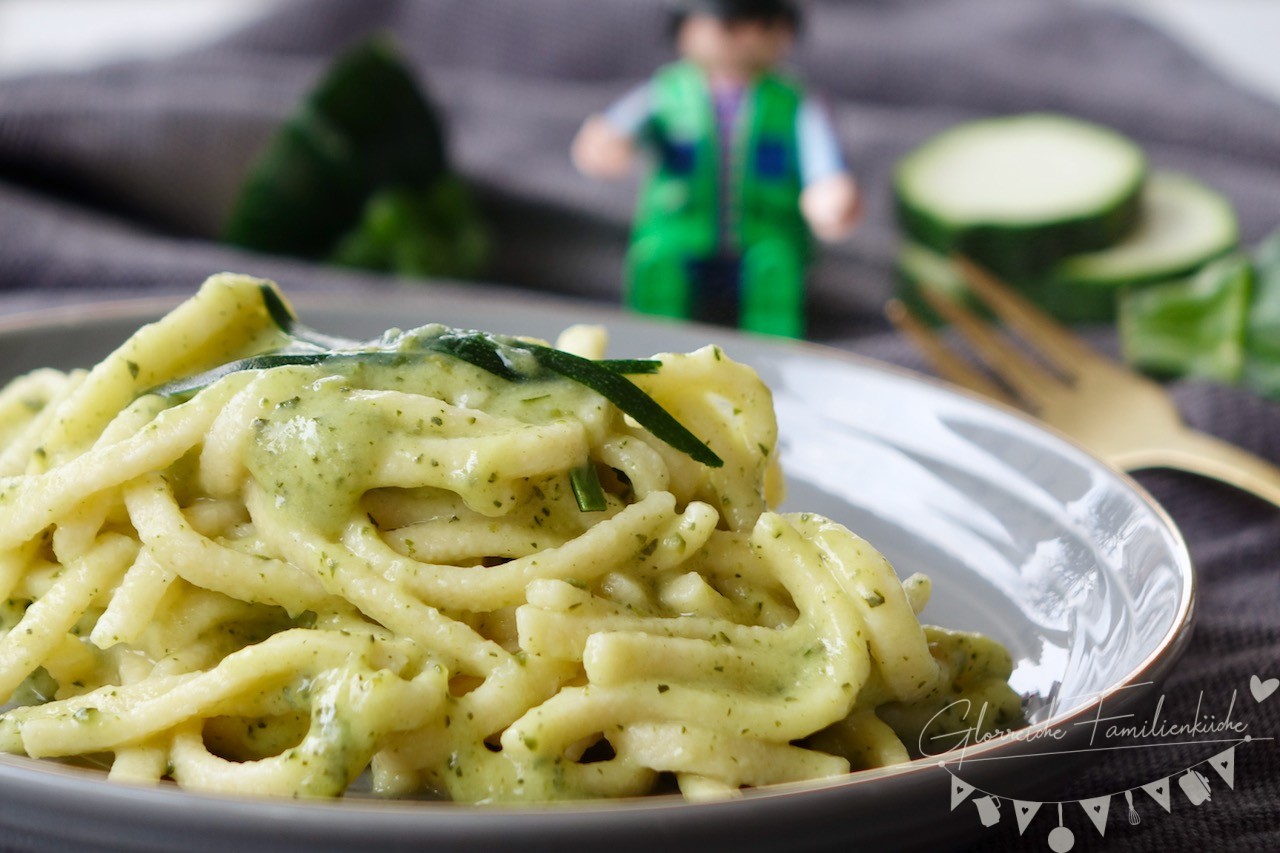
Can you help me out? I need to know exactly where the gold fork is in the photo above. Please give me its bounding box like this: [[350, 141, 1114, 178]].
[[886, 256, 1280, 507]]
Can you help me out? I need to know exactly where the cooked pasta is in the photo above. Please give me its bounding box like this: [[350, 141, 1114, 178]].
[[0, 274, 1022, 802]]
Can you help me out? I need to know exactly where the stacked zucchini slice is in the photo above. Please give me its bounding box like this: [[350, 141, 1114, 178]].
[[892, 113, 1271, 389]]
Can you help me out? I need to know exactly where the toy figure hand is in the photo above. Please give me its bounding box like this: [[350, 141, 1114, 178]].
[[572, 115, 637, 179], [801, 174, 861, 242]]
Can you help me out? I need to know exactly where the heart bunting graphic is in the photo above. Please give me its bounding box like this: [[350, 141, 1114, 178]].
[[1141, 778, 1172, 813], [1079, 795, 1110, 836], [943, 677, 1270, 844], [1012, 800, 1041, 835], [1208, 746, 1236, 790], [950, 777, 975, 811]]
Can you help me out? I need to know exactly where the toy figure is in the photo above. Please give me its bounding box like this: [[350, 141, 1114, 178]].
[[573, 0, 860, 337]]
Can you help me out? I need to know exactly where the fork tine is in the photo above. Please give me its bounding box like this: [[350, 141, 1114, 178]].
[[915, 284, 1059, 410], [884, 299, 1016, 406], [954, 256, 1103, 375]]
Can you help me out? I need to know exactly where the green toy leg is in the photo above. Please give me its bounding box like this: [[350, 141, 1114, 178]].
[[741, 239, 806, 337], [625, 233, 695, 320]]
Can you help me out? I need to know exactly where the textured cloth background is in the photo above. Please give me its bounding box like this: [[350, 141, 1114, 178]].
[[0, 0, 1278, 849]]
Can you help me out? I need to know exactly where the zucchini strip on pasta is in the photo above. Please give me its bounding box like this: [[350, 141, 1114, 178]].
[[0, 274, 1023, 802]]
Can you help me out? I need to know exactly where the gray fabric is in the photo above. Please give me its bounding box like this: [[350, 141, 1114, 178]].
[[0, 0, 1278, 849]]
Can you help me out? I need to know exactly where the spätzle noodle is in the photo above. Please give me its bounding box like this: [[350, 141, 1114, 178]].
[[0, 274, 1022, 802]]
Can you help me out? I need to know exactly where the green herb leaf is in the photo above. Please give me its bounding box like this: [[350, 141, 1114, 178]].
[[260, 283, 300, 336], [569, 464, 607, 513], [596, 359, 660, 375], [148, 352, 336, 398], [150, 287, 723, 469], [260, 284, 361, 351], [424, 331, 527, 382], [519, 344, 722, 467]]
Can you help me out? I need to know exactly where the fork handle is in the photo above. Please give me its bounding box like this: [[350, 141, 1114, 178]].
[[1113, 427, 1280, 508]]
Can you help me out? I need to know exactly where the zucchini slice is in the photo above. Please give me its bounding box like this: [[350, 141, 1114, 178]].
[[894, 239, 1117, 324], [1055, 172, 1239, 288], [894, 113, 1146, 278]]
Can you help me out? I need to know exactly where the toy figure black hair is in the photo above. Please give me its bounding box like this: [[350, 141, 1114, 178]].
[[666, 0, 802, 40]]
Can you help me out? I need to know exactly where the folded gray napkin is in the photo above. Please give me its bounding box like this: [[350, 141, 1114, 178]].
[[0, 1, 1278, 850]]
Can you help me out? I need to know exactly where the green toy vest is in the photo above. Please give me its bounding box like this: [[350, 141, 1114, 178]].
[[626, 61, 812, 337]]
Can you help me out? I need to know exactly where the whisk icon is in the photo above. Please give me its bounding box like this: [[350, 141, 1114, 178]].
[[1124, 790, 1141, 825]]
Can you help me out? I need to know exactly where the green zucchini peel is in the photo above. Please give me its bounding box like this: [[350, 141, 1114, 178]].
[[145, 287, 724, 501]]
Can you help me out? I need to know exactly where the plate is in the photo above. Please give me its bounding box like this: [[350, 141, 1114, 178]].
[[0, 288, 1194, 852]]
